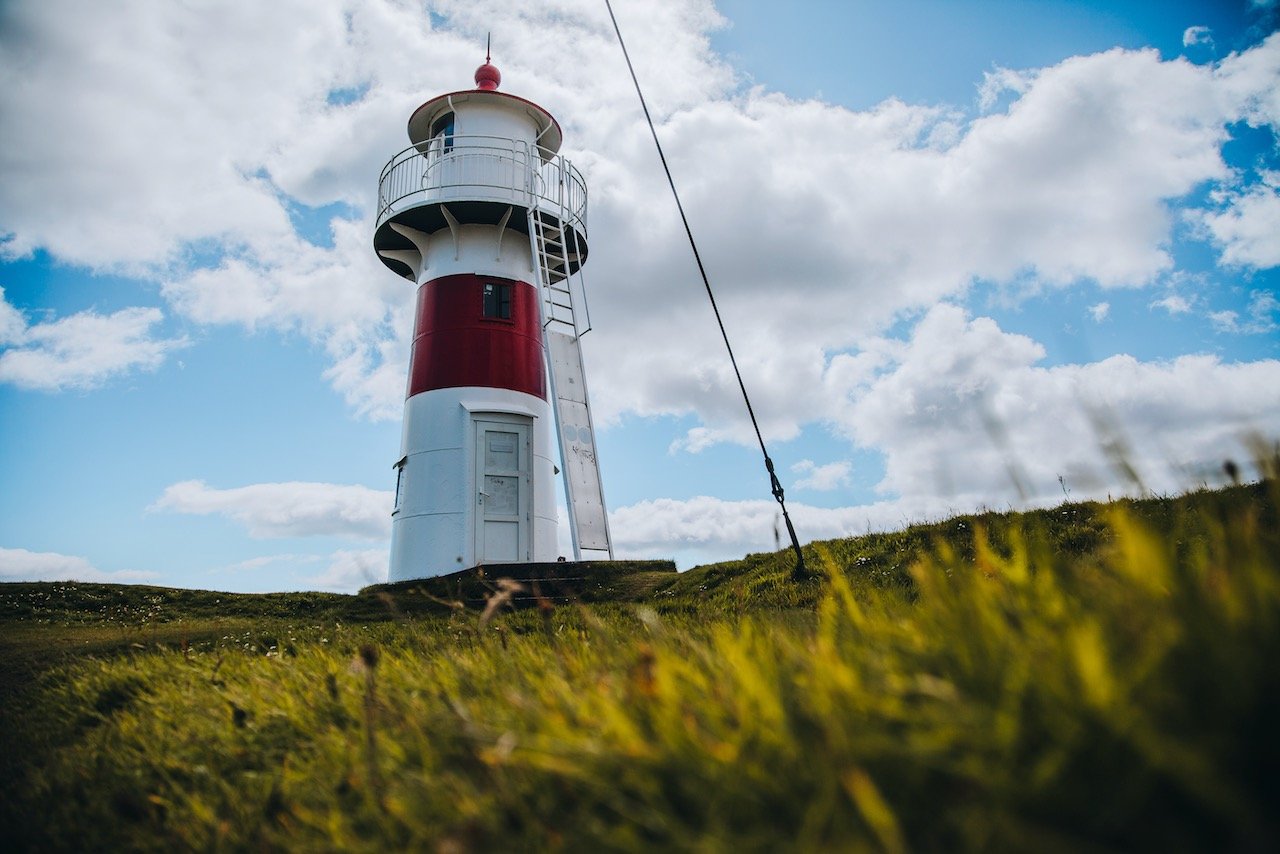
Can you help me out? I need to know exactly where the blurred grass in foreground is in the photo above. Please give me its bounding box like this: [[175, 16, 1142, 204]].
[[0, 479, 1276, 851]]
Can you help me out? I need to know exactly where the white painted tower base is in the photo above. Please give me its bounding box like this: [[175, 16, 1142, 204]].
[[389, 386, 558, 581]]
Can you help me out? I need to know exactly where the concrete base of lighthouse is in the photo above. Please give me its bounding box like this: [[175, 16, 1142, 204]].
[[389, 386, 559, 582]]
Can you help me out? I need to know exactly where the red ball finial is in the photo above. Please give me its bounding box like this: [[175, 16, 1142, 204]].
[[474, 60, 501, 91], [475, 35, 500, 91]]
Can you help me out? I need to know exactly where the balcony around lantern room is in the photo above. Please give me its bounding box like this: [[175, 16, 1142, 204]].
[[374, 135, 588, 259]]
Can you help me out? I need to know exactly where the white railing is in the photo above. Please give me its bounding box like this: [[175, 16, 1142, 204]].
[[376, 135, 587, 237]]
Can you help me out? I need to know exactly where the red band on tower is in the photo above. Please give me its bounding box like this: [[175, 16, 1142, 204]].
[[407, 273, 545, 399]]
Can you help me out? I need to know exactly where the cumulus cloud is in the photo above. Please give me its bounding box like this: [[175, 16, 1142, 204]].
[[0, 0, 390, 269], [159, 219, 413, 419], [1194, 170, 1280, 269], [611, 495, 785, 560], [0, 290, 24, 344], [587, 36, 1280, 447], [1209, 290, 1280, 334], [1151, 294, 1193, 314], [610, 494, 959, 565], [1088, 302, 1111, 322], [791, 459, 852, 491], [829, 304, 1280, 504], [196, 551, 385, 592], [1183, 26, 1214, 49], [150, 480, 392, 540], [303, 548, 389, 592], [977, 66, 1036, 112], [0, 0, 433, 414], [220, 554, 321, 574], [0, 547, 159, 583], [0, 288, 187, 391], [607, 306, 1280, 566], [0, 0, 734, 421], [4, 1, 1278, 436]]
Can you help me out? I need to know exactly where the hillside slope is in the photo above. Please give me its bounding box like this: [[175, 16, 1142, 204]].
[[1, 480, 1276, 850]]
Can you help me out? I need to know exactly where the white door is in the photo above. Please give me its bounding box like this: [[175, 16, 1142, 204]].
[[474, 418, 531, 564]]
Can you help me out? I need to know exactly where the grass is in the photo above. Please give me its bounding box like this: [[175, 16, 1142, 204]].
[[0, 480, 1277, 850]]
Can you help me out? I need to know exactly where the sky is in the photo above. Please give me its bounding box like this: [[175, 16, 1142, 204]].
[[1, 0, 1278, 593]]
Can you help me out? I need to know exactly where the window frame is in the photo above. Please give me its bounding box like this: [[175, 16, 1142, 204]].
[[482, 281, 513, 321], [431, 111, 455, 154]]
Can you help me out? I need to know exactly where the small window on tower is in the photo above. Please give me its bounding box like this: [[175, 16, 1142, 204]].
[[431, 112, 455, 153], [482, 282, 512, 319]]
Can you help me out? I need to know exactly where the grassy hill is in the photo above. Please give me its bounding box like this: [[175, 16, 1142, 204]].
[[1, 480, 1277, 850]]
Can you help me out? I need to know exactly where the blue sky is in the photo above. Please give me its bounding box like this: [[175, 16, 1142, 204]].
[[2, 0, 1277, 591]]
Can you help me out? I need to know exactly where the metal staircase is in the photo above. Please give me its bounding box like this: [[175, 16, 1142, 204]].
[[527, 208, 614, 559]]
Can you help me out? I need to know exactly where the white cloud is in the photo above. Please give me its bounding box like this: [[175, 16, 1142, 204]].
[[0, 0, 388, 269], [1209, 309, 1241, 331], [1214, 32, 1280, 129], [1209, 290, 1280, 333], [609, 493, 958, 566], [587, 37, 1275, 446], [303, 548, 388, 592], [0, 291, 25, 345], [0, 0, 735, 420], [611, 495, 784, 561], [1183, 26, 1214, 49], [0, 288, 187, 391], [1248, 290, 1280, 326], [1194, 170, 1280, 269], [1088, 301, 1111, 322], [609, 305, 1280, 566], [978, 66, 1036, 112], [0, 547, 159, 583], [0, 0, 433, 412], [219, 553, 322, 574], [791, 459, 852, 491], [1151, 294, 1193, 314], [199, 551, 392, 593], [3, 2, 1276, 434], [669, 426, 739, 455], [831, 304, 1280, 504], [150, 480, 392, 540], [159, 219, 413, 420]]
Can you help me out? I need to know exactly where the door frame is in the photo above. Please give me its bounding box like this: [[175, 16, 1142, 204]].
[[472, 413, 533, 564]]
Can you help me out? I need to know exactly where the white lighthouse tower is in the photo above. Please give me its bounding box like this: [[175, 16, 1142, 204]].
[[374, 55, 612, 581]]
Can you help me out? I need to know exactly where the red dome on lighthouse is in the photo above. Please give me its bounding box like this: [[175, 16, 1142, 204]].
[[474, 60, 501, 91]]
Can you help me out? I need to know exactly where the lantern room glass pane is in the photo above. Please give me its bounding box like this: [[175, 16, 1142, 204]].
[[431, 112, 454, 153]]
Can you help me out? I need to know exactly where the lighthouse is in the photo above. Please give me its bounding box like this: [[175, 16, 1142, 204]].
[[374, 55, 613, 581]]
